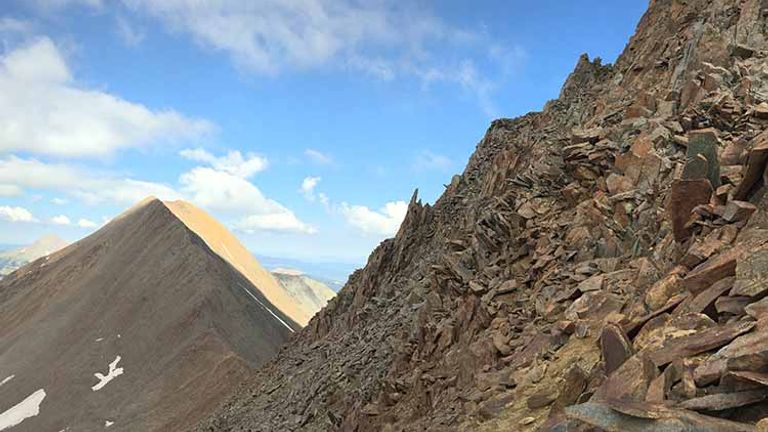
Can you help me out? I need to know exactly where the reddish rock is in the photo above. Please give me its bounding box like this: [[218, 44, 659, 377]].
[[683, 247, 742, 294], [733, 131, 768, 200], [600, 323, 634, 374], [668, 179, 713, 242]]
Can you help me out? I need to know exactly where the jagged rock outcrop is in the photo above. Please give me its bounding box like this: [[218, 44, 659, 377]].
[[198, 1, 768, 430]]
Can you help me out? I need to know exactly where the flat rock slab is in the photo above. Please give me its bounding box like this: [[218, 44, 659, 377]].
[[732, 245, 768, 297], [648, 320, 756, 367], [566, 401, 756, 432], [683, 247, 742, 294], [723, 200, 757, 223], [677, 390, 768, 411], [680, 277, 734, 315]]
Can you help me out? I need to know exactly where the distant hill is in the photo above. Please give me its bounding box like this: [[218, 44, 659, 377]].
[[271, 268, 336, 315], [0, 234, 69, 277], [0, 198, 297, 431], [255, 254, 360, 291]]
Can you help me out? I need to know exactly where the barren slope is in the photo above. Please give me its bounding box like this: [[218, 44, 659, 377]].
[[0, 198, 295, 431]]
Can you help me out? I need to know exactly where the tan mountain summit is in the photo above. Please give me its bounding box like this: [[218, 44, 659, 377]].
[[0, 198, 300, 431]]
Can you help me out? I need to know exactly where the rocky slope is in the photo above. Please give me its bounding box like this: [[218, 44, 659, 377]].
[[272, 268, 337, 315], [0, 198, 296, 431], [0, 234, 68, 277], [199, 0, 768, 431]]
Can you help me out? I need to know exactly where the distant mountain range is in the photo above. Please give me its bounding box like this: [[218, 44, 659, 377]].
[[0, 234, 69, 277], [255, 255, 361, 291]]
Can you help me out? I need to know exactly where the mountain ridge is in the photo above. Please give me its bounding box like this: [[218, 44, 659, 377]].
[[0, 197, 296, 431], [198, 0, 768, 430]]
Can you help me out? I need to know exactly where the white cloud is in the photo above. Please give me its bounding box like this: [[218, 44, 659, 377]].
[[305, 149, 333, 165], [77, 218, 98, 228], [412, 151, 452, 172], [0, 206, 37, 223], [300, 176, 321, 200], [0, 184, 22, 197], [0, 37, 212, 158], [0, 155, 311, 234], [51, 197, 68, 205], [115, 15, 145, 47], [340, 200, 407, 236], [50, 214, 71, 225], [180, 167, 315, 234], [180, 148, 267, 178], [0, 156, 181, 205]]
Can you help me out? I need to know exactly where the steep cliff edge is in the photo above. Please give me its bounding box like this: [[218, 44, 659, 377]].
[[199, 1, 768, 430]]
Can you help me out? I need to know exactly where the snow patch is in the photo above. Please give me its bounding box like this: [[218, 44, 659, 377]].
[[105, 420, 114, 427], [0, 389, 46, 431], [0, 375, 14, 388], [237, 283, 295, 333], [92, 356, 124, 391], [95, 337, 104, 342]]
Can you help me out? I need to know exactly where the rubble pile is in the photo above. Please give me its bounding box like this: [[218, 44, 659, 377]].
[[198, 1, 768, 431]]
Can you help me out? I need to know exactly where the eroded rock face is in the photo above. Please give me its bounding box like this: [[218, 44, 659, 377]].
[[198, 0, 768, 430]]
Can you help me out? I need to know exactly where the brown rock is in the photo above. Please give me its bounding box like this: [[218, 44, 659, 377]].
[[733, 131, 768, 201], [554, 365, 588, 409], [668, 179, 713, 243], [678, 390, 768, 412], [600, 323, 634, 374], [577, 274, 604, 293], [722, 200, 757, 223], [527, 388, 557, 409], [732, 245, 768, 297], [683, 247, 742, 294], [644, 274, 682, 310], [716, 296, 751, 315], [648, 320, 756, 367], [747, 298, 768, 321], [679, 277, 734, 315], [593, 354, 658, 401], [566, 401, 755, 432]]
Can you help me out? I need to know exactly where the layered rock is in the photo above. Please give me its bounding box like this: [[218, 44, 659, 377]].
[[199, 0, 768, 430]]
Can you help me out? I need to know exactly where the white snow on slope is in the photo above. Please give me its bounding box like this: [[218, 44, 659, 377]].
[[92, 356, 124, 392], [0, 376, 14, 388], [237, 283, 295, 333], [0, 389, 46, 431], [105, 420, 114, 427]]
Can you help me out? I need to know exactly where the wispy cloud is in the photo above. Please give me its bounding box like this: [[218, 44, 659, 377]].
[[304, 149, 333, 165], [115, 15, 145, 47]]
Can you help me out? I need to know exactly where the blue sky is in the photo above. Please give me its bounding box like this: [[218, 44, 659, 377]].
[[0, 0, 647, 264]]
